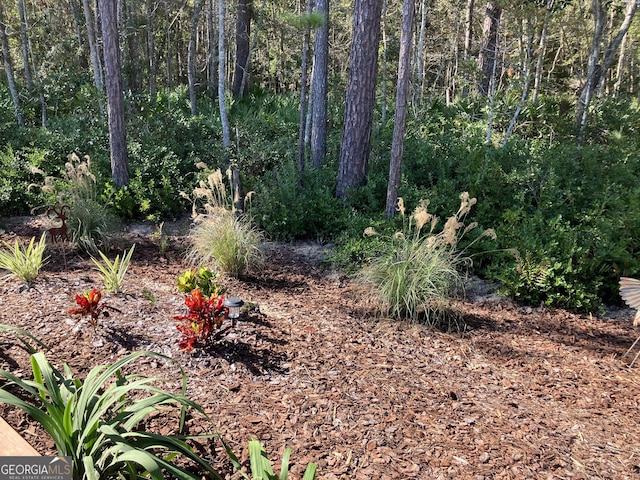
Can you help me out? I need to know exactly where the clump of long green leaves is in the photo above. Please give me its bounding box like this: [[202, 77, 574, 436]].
[[0, 350, 223, 480], [358, 193, 496, 325], [182, 165, 264, 278], [226, 438, 317, 480], [91, 244, 135, 292], [0, 233, 48, 285]]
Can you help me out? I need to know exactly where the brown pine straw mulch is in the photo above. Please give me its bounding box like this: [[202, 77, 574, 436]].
[[1, 216, 640, 479]]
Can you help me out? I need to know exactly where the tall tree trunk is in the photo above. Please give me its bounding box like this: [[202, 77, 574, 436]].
[[70, 0, 89, 69], [477, 1, 502, 95], [461, 0, 474, 98], [532, 0, 553, 103], [18, 0, 33, 90], [336, 0, 384, 199], [218, 0, 230, 148], [380, 0, 387, 124], [310, 0, 329, 169], [502, 17, 534, 146], [575, 0, 606, 142], [596, 0, 636, 92], [232, 0, 251, 96], [218, 0, 244, 211], [414, 0, 426, 103], [208, 0, 216, 97], [189, 0, 205, 115], [385, 0, 414, 219], [296, 0, 313, 172], [576, 0, 636, 143], [613, 30, 627, 97], [83, 0, 104, 98], [0, 3, 24, 127], [146, 0, 157, 98], [99, 0, 129, 187]]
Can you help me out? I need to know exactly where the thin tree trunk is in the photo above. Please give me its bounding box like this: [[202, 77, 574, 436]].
[[484, 13, 500, 144], [381, 0, 388, 125], [232, 0, 251, 96], [385, 0, 414, 219], [575, 0, 606, 143], [597, 0, 636, 92], [18, 0, 33, 90], [502, 18, 534, 146], [297, 0, 313, 172], [533, 0, 553, 103], [189, 0, 205, 115], [613, 31, 627, 97], [208, 0, 216, 97], [99, 0, 129, 187], [238, 0, 263, 97], [310, 0, 328, 169], [83, 0, 105, 98], [146, 0, 157, 98], [477, 2, 502, 95], [0, 3, 24, 127], [461, 0, 474, 98], [70, 0, 89, 68], [414, 0, 426, 103], [218, 0, 230, 148]]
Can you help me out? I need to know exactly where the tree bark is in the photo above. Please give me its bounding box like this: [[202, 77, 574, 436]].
[[297, 0, 313, 172], [532, 0, 553, 103], [99, 0, 129, 187], [146, 0, 157, 98], [477, 1, 502, 95], [83, 0, 104, 97], [336, 0, 384, 199], [460, 0, 474, 98], [18, 0, 33, 90], [575, 0, 606, 140], [385, 0, 414, 219], [310, 0, 329, 169], [0, 3, 24, 127], [218, 0, 230, 149], [189, 0, 205, 115], [232, 0, 251, 96]]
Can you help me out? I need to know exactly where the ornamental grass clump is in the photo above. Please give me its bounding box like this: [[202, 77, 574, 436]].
[[182, 165, 264, 278], [358, 193, 496, 326], [0, 233, 48, 285]]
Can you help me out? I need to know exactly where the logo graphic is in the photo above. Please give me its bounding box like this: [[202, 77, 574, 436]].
[[0, 456, 72, 480]]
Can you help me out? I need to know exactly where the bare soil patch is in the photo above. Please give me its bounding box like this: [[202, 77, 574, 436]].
[[1, 216, 640, 479]]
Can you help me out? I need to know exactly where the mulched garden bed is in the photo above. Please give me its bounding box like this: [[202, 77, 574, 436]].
[[1, 215, 640, 479]]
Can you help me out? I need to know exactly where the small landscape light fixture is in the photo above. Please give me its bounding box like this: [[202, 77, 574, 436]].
[[224, 296, 244, 319]]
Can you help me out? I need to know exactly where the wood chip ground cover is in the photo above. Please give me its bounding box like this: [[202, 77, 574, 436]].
[[0, 216, 639, 479]]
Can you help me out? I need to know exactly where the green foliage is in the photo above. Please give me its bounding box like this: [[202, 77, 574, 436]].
[[91, 244, 135, 293], [0, 233, 48, 285], [177, 266, 227, 298], [226, 439, 317, 480], [253, 163, 348, 241], [0, 146, 50, 216], [0, 350, 223, 480], [357, 194, 495, 325]]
